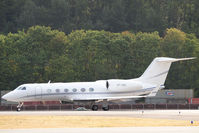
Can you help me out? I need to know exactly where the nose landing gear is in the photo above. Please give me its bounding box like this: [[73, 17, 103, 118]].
[[17, 102, 23, 112]]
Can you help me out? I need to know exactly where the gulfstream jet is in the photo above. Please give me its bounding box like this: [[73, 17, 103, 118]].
[[2, 57, 195, 111]]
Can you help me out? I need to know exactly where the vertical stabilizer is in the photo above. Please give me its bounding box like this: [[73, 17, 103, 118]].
[[138, 57, 195, 86]]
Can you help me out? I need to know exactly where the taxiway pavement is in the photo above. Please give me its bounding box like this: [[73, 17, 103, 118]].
[[0, 110, 199, 120], [0, 127, 199, 133], [0, 110, 199, 133]]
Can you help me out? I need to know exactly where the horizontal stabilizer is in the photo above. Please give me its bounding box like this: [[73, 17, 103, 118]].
[[156, 57, 196, 62]]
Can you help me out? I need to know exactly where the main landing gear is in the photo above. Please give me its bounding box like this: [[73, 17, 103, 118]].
[[91, 105, 109, 111], [17, 102, 23, 112], [91, 99, 109, 111], [102, 105, 109, 111], [92, 105, 98, 111]]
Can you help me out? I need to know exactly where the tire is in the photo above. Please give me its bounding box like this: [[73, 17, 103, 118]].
[[92, 105, 98, 111], [17, 108, 21, 112], [102, 105, 109, 111]]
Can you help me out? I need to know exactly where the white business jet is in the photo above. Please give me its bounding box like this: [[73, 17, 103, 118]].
[[2, 57, 195, 111]]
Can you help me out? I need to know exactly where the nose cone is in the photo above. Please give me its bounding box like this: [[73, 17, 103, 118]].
[[2, 92, 15, 101], [2, 93, 10, 101]]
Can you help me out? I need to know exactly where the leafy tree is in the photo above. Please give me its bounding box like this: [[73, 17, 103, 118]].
[[0, 0, 25, 33], [1, 0, 199, 37], [162, 28, 196, 89], [0, 26, 70, 89]]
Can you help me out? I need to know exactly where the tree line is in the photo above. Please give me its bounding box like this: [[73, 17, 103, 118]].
[[1, 0, 199, 37], [0, 26, 199, 96], [1, 0, 199, 96]]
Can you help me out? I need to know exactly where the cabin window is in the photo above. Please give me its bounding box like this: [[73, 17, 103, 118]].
[[89, 88, 94, 92], [56, 89, 60, 93], [64, 89, 69, 92], [81, 88, 86, 92], [72, 88, 77, 92], [21, 87, 26, 90], [47, 89, 51, 93]]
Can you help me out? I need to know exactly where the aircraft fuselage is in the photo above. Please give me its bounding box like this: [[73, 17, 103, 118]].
[[4, 79, 154, 102]]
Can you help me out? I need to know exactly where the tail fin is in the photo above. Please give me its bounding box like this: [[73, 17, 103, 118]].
[[139, 57, 195, 86]]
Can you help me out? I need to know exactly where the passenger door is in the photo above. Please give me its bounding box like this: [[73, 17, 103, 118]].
[[35, 86, 42, 100]]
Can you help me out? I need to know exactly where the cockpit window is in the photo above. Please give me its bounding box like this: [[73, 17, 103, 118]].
[[17, 87, 22, 90], [16, 86, 26, 90], [21, 87, 26, 90]]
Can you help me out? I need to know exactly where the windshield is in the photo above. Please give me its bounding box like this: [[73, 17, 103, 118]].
[[15, 86, 26, 90], [21, 87, 26, 90]]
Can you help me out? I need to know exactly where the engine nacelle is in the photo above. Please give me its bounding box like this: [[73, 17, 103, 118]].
[[106, 79, 143, 92]]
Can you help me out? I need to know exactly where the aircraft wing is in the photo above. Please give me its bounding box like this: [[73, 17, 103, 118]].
[[73, 87, 160, 101], [73, 95, 147, 101]]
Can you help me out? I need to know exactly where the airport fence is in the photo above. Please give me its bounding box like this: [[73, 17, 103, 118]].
[[0, 104, 199, 111]]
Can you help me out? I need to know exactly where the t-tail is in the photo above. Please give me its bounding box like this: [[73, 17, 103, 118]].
[[138, 57, 195, 97]]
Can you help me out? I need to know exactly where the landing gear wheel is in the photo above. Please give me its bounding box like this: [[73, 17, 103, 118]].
[[17, 108, 21, 112], [102, 105, 109, 111], [92, 105, 98, 111], [16, 102, 23, 112]]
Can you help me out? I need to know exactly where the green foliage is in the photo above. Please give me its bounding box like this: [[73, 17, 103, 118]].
[[1, 0, 199, 37], [0, 26, 70, 89], [0, 0, 199, 96], [161, 28, 197, 89]]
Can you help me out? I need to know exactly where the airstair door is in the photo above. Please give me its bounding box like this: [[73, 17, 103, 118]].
[[35, 86, 42, 100]]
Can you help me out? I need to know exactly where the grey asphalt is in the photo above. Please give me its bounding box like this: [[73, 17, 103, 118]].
[[0, 110, 199, 120]]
